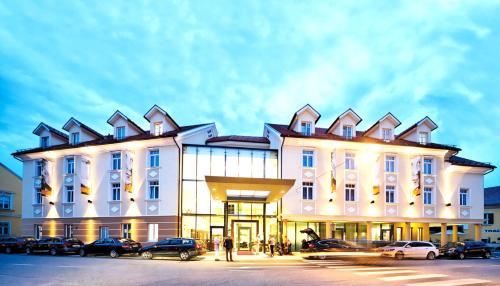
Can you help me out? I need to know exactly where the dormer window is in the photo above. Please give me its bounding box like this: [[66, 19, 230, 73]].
[[419, 132, 429, 145], [342, 125, 353, 139], [40, 136, 49, 148], [71, 132, 80, 145], [153, 122, 163, 136], [301, 122, 312, 136], [116, 126, 125, 140], [382, 128, 392, 141]]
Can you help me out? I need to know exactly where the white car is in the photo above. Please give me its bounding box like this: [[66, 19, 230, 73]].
[[380, 241, 439, 260]]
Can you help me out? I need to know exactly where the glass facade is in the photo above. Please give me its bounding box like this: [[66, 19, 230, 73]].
[[181, 145, 279, 250]]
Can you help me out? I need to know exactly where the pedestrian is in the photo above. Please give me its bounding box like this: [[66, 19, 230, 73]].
[[214, 236, 221, 261], [224, 235, 234, 262], [286, 238, 292, 255], [269, 236, 276, 257]]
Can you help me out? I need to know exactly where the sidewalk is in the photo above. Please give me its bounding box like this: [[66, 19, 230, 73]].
[[201, 251, 302, 261]]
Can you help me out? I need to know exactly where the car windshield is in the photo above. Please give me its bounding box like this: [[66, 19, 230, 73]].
[[119, 239, 135, 244], [386, 242, 408, 247], [446, 242, 464, 247], [65, 238, 81, 243]]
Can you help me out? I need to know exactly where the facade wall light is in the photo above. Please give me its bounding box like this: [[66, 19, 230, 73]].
[[409, 202, 415, 206], [87, 200, 93, 204], [49, 201, 55, 205], [130, 198, 135, 202], [445, 203, 452, 207], [370, 200, 375, 204]]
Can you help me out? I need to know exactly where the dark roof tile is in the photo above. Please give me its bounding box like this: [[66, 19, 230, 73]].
[[206, 135, 270, 144], [447, 156, 496, 169]]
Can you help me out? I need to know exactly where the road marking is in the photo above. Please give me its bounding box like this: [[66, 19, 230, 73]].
[[338, 267, 403, 271], [354, 270, 417, 275], [379, 274, 448, 281], [305, 260, 343, 263], [326, 266, 372, 269], [11, 264, 34, 266], [405, 278, 492, 286]]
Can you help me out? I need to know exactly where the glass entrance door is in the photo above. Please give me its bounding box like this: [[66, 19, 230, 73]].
[[237, 227, 251, 251], [210, 226, 224, 251]]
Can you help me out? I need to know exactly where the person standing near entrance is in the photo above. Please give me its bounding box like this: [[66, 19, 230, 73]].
[[214, 236, 221, 261], [269, 236, 276, 257], [224, 236, 234, 261]]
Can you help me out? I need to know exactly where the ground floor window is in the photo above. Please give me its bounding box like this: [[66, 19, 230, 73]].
[[396, 227, 403, 241], [64, 224, 74, 238], [0, 221, 10, 236], [34, 224, 43, 240], [100, 226, 109, 239], [148, 223, 158, 242], [122, 223, 131, 239], [484, 213, 494, 225]]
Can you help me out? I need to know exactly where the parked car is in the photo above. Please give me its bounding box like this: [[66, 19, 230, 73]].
[[26, 237, 84, 255], [0, 236, 35, 254], [380, 241, 439, 260], [80, 238, 142, 258], [299, 228, 364, 253], [140, 238, 206, 261], [439, 241, 492, 259]]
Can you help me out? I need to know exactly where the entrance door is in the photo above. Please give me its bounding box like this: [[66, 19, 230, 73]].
[[237, 227, 251, 251], [232, 220, 258, 253], [210, 226, 224, 251]]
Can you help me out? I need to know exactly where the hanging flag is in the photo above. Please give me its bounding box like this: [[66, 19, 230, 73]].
[[372, 154, 380, 195], [124, 151, 133, 193], [41, 159, 52, 196], [411, 156, 421, 197], [80, 156, 91, 195], [330, 150, 337, 193]]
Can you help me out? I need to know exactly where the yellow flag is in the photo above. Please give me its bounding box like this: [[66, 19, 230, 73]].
[[372, 185, 380, 195], [81, 184, 90, 195]]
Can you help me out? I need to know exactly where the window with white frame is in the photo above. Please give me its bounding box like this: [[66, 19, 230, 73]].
[[122, 223, 132, 239], [385, 155, 396, 172], [66, 157, 75, 174], [99, 226, 109, 239], [149, 180, 159, 200], [484, 213, 494, 225], [345, 184, 356, 201], [423, 187, 433, 205], [71, 132, 80, 145], [112, 153, 121, 170], [148, 223, 159, 242], [154, 122, 163, 136], [0, 192, 13, 210], [34, 224, 43, 240], [302, 150, 314, 168], [116, 126, 125, 140], [459, 188, 469, 206], [419, 132, 429, 144], [111, 183, 121, 201], [302, 182, 314, 200], [385, 185, 395, 203], [0, 222, 10, 236], [382, 128, 392, 141], [40, 136, 49, 148], [65, 185, 74, 203], [423, 158, 432, 175], [149, 149, 159, 167], [345, 153, 355, 170], [342, 125, 353, 139], [35, 160, 43, 176], [301, 122, 312, 136], [34, 187, 42, 204], [64, 224, 74, 238]]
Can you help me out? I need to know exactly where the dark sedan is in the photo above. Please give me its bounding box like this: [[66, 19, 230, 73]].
[[140, 238, 206, 261], [26, 237, 84, 255], [299, 228, 364, 253], [440, 241, 492, 259], [0, 236, 35, 254], [80, 238, 141, 258]]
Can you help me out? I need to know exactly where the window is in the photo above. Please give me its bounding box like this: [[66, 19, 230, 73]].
[[148, 223, 159, 242], [35, 160, 43, 176], [149, 180, 159, 200], [301, 122, 312, 136], [460, 188, 469, 206], [34, 188, 42, 204], [64, 224, 74, 238], [345, 153, 355, 170], [34, 224, 43, 240], [0, 192, 12, 210], [484, 213, 494, 225], [382, 128, 392, 141], [99, 226, 109, 239], [66, 157, 75, 174], [65, 186, 74, 203], [345, 184, 356, 201], [302, 182, 314, 200], [40, 136, 49, 148], [343, 125, 353, 139], [302, 150, 314, 168], [418, 227, 423, 241], [423, 158, 432, 175], [122, 223, 131, 239], [424, 187, 433, 205], [149, 149, 159, 167], [419, 132, 429, 144], [0, 222, 10, 236], [112, 153, 121, 170], [71, 132, 80, 145], [116, 126, 125, 140], [385, 155, 396, 172], [154, 122, 163, 136], [385, 185, 395, 203], [111, 183, 121, 201]]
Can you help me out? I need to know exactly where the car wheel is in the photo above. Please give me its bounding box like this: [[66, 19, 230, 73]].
[[5, 247, 12, 254], [458, 252, 465, 260], [483, 251, 491, 259], [426, 252, 436, 260], [26, 247, 32, 255], [395, 251, 404, 260], [142, 251, 153, 260], [79, 249, 86, 257], [110, 249, 119, 258], [180, 251, 190, 261], [50, 248, 58, 256]]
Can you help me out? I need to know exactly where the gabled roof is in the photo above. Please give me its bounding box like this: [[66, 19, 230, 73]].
[[485, 186, 500, 207], [0, 161, 21, 180], [206, 135, 270, 144], [363, 112, 402, 136], [397, 116, 438, 139], [287, 104, 321, 130], [143, 104, 180, 130], [62, 117, 104, 139], [32, 122, 68, 140], [447, 155, 496, 170], [326, 108, 363, 133], [106, 110, 146, 134]]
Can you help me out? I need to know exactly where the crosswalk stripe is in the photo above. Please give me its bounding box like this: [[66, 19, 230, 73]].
[[405, 278, 492, 286], [379, 274, 448, 281], [354, 270, 417, 275], [338, 267, 403, 271]]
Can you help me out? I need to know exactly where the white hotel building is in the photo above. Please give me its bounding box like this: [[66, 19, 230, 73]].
[[13, 104, 495, 251]]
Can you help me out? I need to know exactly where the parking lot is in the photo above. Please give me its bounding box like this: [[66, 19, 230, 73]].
[[1, 252, 500, 286]]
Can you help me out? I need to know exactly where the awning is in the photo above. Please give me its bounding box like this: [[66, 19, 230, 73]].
[[205, 176, 295, 203]]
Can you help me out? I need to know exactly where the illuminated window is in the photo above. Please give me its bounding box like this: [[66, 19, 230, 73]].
[[345, 153, 355, 170], [423, 158, 432, 175], [419, 132, 429, 144], [153, 122, 163, 136], [385, 185, 395, 203], [111, 183, 121, 201], [302, 182, 314, 200], [460, 188, 469, 206], [65, 185, 74, 203], [345, 184, 356, 201], [122, 223, 131, 239], [149, 149, 159, 167], [112, 153, 121, 170], [66, 157, 74, 174], [424, 187, 432, 205], [301, 122, 312, 136], [116, 126, 125, 140], [302, 150, 314, 168], [382, 128, 392, 141], [40, 136, 49, 148], [148, 180, 159, 200], [343, 125, 353, 139], [148, 224, 159, 242], [71, 132, 80, 145]]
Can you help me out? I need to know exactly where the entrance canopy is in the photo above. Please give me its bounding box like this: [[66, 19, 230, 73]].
[[205, 176, 295, 203]]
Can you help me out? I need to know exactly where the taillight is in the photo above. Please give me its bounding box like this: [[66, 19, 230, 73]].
[[308, 244, 315, 249], [122, 244, 130, 249], [196, 244, 201, 249]]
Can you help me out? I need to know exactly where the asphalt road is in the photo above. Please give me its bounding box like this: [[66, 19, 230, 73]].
[[0, 253, 499, 286]]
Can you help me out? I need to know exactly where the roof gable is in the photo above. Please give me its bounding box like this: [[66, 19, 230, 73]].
[[62, 117, 103, 139], [397, 116, 438, 139], [326, 108, 363, 133], [106, 110, 145, 134], [143, 105, 180, 130], [287, 104, 321, 130], [364, 112, 401, 136], [32, 122, 68, 140]]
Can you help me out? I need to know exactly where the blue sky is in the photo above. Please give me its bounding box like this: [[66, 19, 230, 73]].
[[0, 1, 499, 186]]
